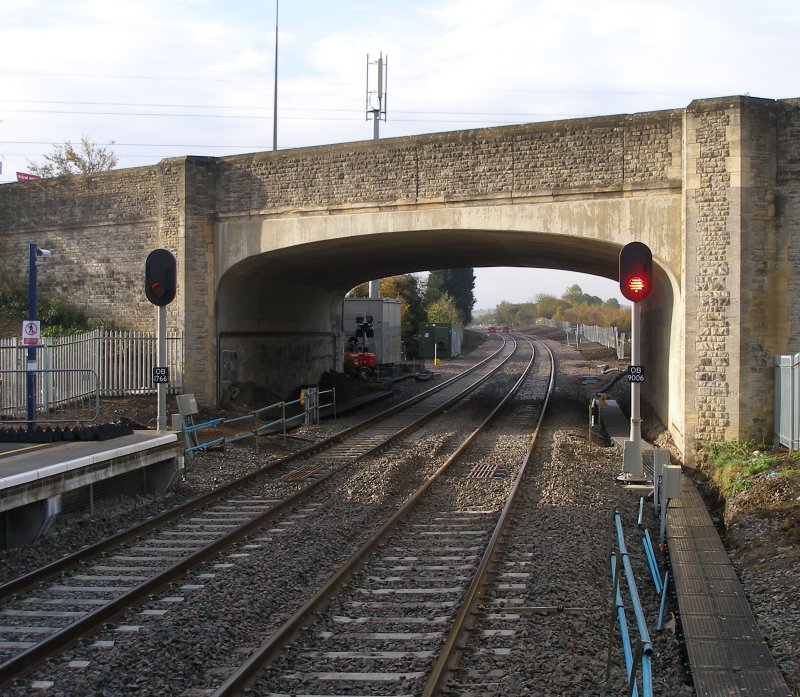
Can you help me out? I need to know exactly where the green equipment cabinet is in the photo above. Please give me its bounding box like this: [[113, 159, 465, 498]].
[[418, 323, 463, 359]]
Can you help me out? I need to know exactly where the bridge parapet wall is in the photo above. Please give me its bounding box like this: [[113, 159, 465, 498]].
[[215, 111, 682, 218]]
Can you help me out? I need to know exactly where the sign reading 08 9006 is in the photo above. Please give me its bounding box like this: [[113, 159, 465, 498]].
[[627, 365, 645, 383]]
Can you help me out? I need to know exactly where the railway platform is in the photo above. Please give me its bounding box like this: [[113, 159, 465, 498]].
[[602, 399, 792, 696], [0, 431, 180, 550]]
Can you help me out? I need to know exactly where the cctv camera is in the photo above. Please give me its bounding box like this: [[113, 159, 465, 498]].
[[35, 248, 51, 266]]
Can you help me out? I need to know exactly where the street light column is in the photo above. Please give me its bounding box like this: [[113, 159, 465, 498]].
[[26, 243, 38, 429]]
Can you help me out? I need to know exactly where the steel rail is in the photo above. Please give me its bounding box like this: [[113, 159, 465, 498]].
[[0, 338, 508, 603], [0, 336, 515, 689], [212, 335, 541, 696], [421, 337, 556, 696]]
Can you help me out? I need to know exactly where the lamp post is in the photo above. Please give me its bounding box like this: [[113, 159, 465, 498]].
[[26, 244, 50, 429], [26, 244, 38, 429], [273, 0, 278, 152]]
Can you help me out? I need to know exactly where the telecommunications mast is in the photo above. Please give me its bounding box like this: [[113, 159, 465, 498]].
[[366, 52, 388, 140], [272, 0, 279, 151], [365, 52, 388, 299]]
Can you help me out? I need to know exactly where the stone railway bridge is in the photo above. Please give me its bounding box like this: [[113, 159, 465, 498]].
[[1, 95, 799, 461]]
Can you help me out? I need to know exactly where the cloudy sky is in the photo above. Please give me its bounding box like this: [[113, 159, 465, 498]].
[[2, 0, 798, 309]]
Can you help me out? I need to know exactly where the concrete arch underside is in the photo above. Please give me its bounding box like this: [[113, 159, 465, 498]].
[[211, 196, 684, 452]]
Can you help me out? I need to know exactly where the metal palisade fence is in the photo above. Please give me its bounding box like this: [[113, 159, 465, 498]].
[[535, 318, 627, 359], [775, 353, 800, 451], [0, 330, 183, 418]]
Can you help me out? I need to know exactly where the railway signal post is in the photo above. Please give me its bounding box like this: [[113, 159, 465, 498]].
[[145, 249, 177, 431], [617, 242, 652, 483]]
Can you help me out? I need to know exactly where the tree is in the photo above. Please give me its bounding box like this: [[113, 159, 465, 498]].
[[511, 301, 537, 328], [561, 284, 602, 306], [380, 274, 426, 339], [494, 300, 517, 327], [27, 135, 118, 177], [346, 283, 368, 298], [427, 268, 476, 324], [533, 293, 569, 319], [427, 293, 460, 324]]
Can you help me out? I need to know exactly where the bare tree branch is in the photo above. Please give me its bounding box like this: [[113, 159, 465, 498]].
[[27, 135, 118, 177]]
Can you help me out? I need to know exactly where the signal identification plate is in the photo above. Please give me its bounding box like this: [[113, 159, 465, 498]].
[[627, 365, 645, 383]]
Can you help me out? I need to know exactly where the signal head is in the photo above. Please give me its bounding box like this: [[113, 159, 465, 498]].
[[619, 242, 653, 302], [144, 249, 177, 306]]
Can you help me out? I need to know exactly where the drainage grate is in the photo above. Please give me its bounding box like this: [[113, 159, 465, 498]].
[[467, 463, 501, 479]]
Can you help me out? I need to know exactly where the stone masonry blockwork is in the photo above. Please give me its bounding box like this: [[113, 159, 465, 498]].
[[0, 98, 799, 453]]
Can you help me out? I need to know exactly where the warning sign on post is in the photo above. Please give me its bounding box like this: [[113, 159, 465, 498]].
[[22, 320, 41, 346], [626, 365, 645, 383], [153, 366, 170, 384]]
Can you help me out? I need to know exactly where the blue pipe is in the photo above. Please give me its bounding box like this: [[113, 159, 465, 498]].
[[642, 529, 662, 593], [611, 554, 638, 697], [615, 512, 653, 656], [657, 571, 670, 631], [642, 654, 653, 696], [615, 512, 654, 697]]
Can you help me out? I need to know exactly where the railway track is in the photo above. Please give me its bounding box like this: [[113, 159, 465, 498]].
[[214, 336, 554, 695], [0, 334, 534, 691]]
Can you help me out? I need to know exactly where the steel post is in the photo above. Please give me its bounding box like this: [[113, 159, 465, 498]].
[[157, 305, 167, 431], [26, 243, 38, 430]]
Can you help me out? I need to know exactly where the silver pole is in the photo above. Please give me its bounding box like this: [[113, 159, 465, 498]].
[[272, 0, 279, 151], [157, 305, 167, 431], [626, 301, 643, 477]]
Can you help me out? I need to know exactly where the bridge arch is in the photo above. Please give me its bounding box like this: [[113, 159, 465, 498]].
[[214, 200, 683, 444], [2, 95, 798, 462]]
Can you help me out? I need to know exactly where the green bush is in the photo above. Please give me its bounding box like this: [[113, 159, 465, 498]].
[[0, 280, 28, 317], [0, 282, 114, 335], [704, 440, 778, 497]]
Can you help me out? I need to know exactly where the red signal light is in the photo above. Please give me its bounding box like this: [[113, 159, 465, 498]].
[[619, 242, 653, 302], [626, 276, 646, 296], [144, 249, 177, 306]]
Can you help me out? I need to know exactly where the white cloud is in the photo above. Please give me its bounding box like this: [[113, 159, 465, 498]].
[[1, 0, 798, 306]]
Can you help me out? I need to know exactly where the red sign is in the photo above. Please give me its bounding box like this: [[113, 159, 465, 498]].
[[17, 172, 41, 182]]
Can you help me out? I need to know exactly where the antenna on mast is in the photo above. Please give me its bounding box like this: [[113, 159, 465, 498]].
[[366, 52, 388, 140]]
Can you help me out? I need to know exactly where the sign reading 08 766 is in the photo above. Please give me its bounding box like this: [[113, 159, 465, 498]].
[[627, 365, 645, 383]]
